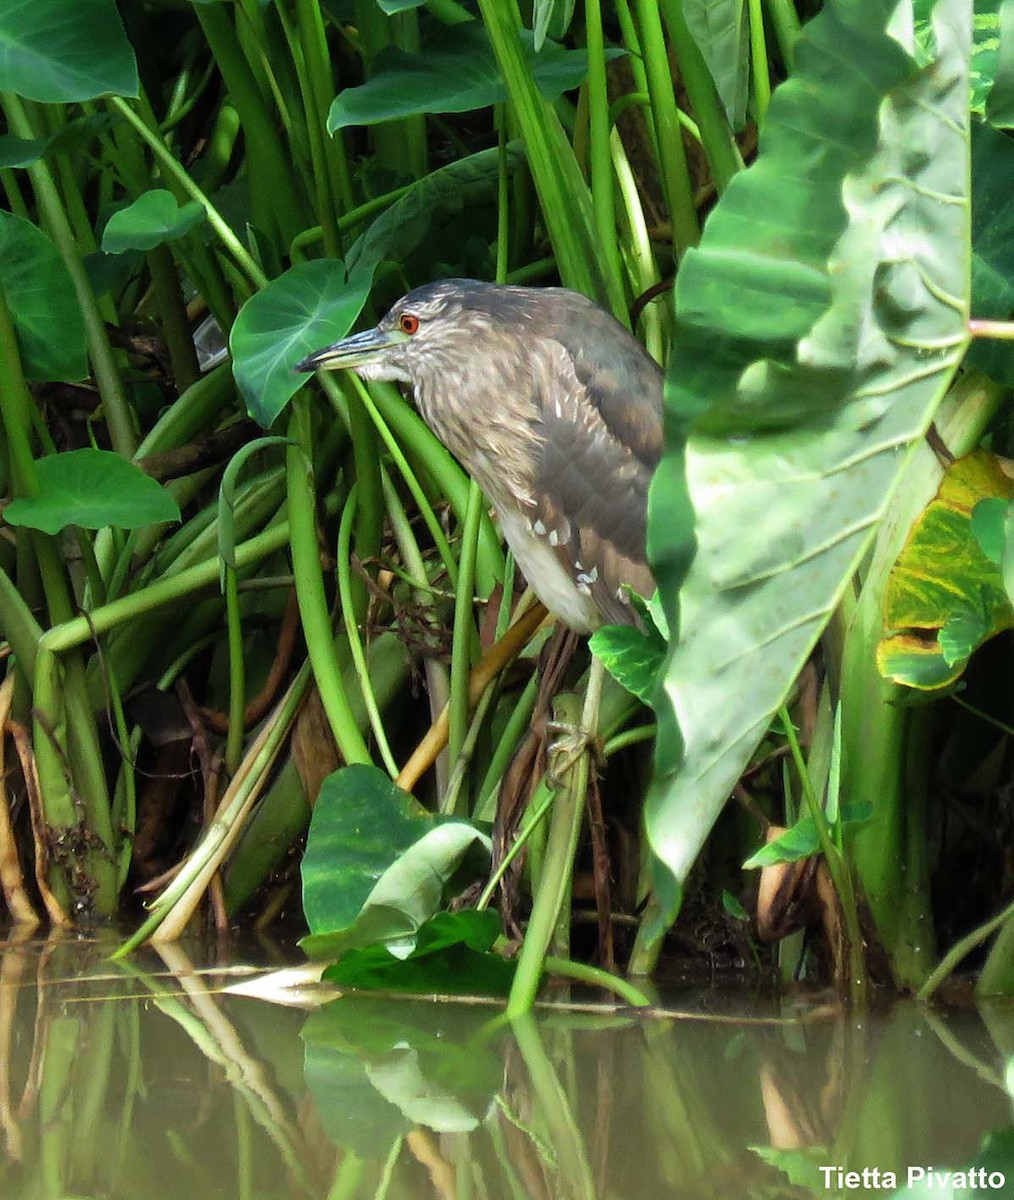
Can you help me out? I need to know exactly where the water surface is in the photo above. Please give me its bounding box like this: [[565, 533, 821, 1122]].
[[2, 934, 1012, 1198]]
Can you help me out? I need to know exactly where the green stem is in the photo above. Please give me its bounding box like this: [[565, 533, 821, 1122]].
[[43, 499, 325, 656], [507, 679, 599, 1019], [440, 680, 497, 816], [474, 668, 540, 822], [603, 723, 656, 756], [477, 0, 621, 310], [0, 279, 41, 495], [336, 488, 399, 777], [146, 243, 200, 391], [763, 0, 802, 70], [584, 0, 627, 301], [346, 376, 460, 589], [968, 318, 1014, 340], [295, 0, 353, 214], [542, 956, 651, 1006], [193, 2, 307, 247], [448, 482, 483, 778], [611, 127, 665, 362], [114, 663, 313, 954], [0, 567, 43, 677], [223, 565, 246, 776], [108, 96, 268, 291], [1, 92, 137, 457], [366, 380, 504, 593], [658, 0, 743, 192], [477, 775, 555, 910], [747, 0, 772, 124], [632, 0, 700, 254], [780, 704, 865, 1004], [918, 897, 1014, 1002], [286, 397, 372, 766]]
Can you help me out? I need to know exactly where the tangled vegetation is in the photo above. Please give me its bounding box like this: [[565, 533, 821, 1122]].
[[1, 0, 1013, 1009]]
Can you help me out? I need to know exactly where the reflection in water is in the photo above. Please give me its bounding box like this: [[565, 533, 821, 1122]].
[[1, 934, 1013, 1198]]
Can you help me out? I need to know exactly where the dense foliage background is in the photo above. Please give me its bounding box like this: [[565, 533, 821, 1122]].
[[1, 0, 1013, 1007]]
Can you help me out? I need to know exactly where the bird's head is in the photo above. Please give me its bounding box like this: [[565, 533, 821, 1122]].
[[294, 279, 498, 386]]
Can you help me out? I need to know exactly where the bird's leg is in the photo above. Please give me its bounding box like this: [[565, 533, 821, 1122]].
[[546, 654, 608, 786]]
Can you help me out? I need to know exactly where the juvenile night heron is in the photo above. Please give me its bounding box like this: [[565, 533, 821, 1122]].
[[296, 279, 663, 631]]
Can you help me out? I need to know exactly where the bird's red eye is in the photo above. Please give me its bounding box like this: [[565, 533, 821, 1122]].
[[399, 313, 419, 335]]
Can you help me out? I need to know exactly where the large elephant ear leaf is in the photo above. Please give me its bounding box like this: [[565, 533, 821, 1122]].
[[644, 0, 972, 934]]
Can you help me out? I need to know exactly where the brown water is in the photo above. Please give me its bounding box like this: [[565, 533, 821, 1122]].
[[2, 933, 1013, 1199]]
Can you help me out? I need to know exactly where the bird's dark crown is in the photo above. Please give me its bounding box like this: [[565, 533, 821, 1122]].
[[383, 278, 598, 334]]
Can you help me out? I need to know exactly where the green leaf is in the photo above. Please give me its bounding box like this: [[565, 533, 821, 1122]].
[[3, 449, 181, 534], [743, 803, 873, 869], [0, 211, 86, 382], [300, 765, 491, 960], [327, 24, 619, 131], [302, 995, 502, 1150], [986, 0, 1014, 124], [532, 0, 577, 51], [971, 495, 1008, 561], [967, 120, 1014, 384], [645, 0, 971, 927], [973, 0, 1004, 113], [100, 190, 205, 253], [230, 260, 374, 427], [915, 0, 1000, 113], [323, 910, 514, 996], [750, 1146, 828, 1193], [346, 144, 522, 278], [589, 621, 666, 704], [0, 136, 51, 168], [984, 492, 1014, 609], [0, 0, 137, 102], [684, 0, 750, 130], [0, 115, 115, 169], [877, 452, 1014, 688]]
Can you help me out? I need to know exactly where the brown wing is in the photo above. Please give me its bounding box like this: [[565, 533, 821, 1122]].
[[541, 289, 664, 470], [525, 340, 661, 627]]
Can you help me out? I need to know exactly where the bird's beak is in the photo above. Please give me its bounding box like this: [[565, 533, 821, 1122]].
[[294, 325, 405, 373]]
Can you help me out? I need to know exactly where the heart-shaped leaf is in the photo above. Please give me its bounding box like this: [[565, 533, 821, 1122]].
[[101, 190, 205, 253], [300, 765, 490, 960], [230, 260, 374, 427], [4, 449, 181, 534]]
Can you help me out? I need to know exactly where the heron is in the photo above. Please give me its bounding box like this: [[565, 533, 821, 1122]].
[[295, 279, 663, 637]]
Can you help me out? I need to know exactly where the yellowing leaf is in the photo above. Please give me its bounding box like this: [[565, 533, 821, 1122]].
[[878, 450, 1014, 688]]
